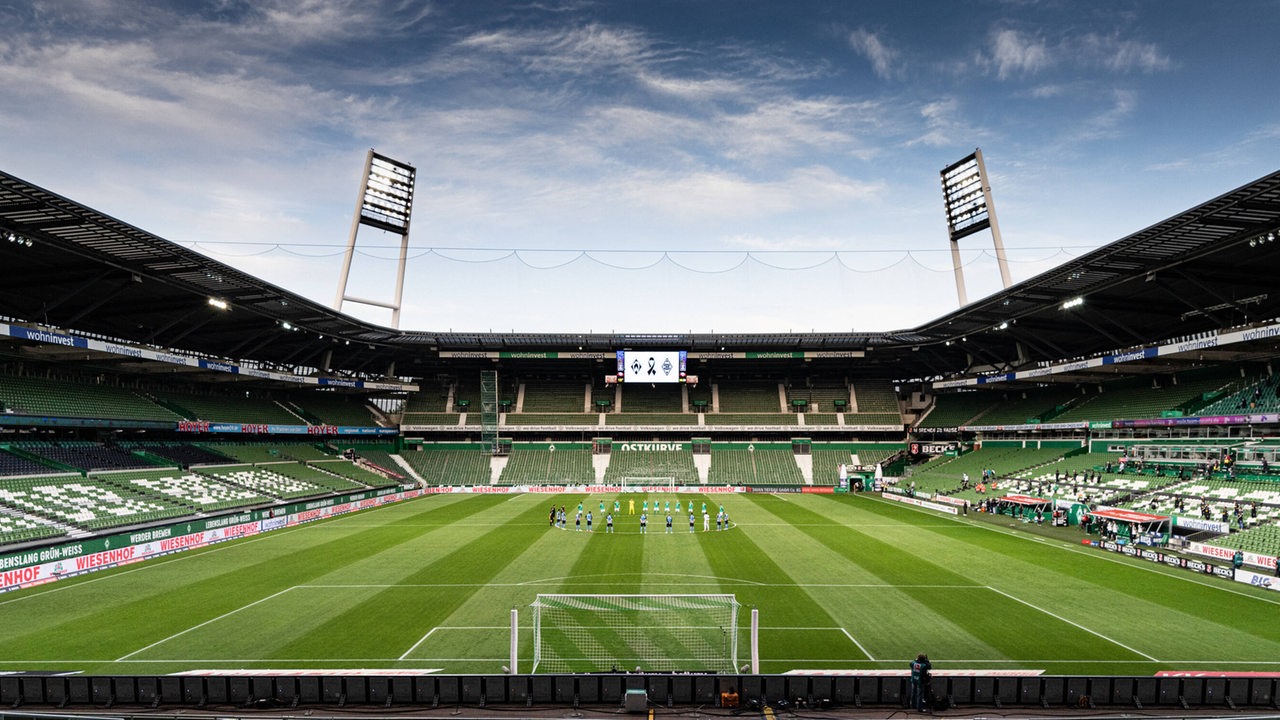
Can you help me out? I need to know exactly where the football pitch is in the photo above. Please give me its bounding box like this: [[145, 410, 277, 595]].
[[2, 491, 1279, 677]]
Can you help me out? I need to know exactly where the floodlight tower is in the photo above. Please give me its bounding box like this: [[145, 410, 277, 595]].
[[940, 148, 1011, 306], [333, 150, 417, 328]]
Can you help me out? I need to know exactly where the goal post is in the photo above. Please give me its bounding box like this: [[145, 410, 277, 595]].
[[620, 476, 676, 490], [530, 593, 740, 673]]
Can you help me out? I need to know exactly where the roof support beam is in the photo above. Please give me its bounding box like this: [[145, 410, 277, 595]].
[[65, 281, 132, 325], [40, 269, 113, 316]]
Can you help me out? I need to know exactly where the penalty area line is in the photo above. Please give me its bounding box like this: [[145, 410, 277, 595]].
[[840, 628, 875, 662], [399, 627, 440, 661], [116, 586, 299, 661], [398, 625, 512, 661]]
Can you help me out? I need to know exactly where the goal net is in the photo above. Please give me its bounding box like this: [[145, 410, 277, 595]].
[[620, 476, 676, 489], [531, 593, 740, 673]]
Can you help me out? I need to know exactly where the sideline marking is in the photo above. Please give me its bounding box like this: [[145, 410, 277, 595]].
[[986, 586, 1159, 662], [861, 493, 1280, 607], [116, 586, 298, 661]]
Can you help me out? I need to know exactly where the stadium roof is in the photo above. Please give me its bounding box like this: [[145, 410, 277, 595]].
[[2, 167, 1280, 385]]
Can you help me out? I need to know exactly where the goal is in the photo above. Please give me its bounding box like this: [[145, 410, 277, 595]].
[[620, 476, 676, 489], [530, 593, 740, 673]]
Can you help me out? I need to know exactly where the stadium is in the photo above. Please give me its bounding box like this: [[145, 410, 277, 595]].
[[2, 156, 1280, 718]]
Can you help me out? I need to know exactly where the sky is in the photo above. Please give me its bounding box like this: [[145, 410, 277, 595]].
[[2, 0, 1278, 336]]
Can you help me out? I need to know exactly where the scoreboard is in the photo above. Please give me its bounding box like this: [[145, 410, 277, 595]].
[[616, 350, 686, 383]]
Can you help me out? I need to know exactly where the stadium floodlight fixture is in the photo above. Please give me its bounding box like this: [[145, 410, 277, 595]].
[[207, 297, 229, 310], [1061, 296, 1084, 310], [940, 148, 1012, 307], [281, 322, 293, 330], [333, 150, 417, 328]]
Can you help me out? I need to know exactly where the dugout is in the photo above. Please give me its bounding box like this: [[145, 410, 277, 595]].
[[1085, 507, 1171, 545], [992, 494, 1052, 521]]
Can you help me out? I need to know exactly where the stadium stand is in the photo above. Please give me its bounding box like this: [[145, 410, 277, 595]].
[[402, 381, 451, 415], [686, 382, 712, 411], [118, 468, 268, 511], [787, 379, 849, 414], [603, 447, 699, 486], [917, 391, 1001, 429], [196, 441, 331, 464], [708, 447, 802, 485], [519, 378, 588, 413], [18, 441, 156, 472], [704, 413, 798, 425], [907, 445, 1073, 496], [497, 447, 593, 485], [1207, 523, 1280, 554], [1055, 369, 1243, 422], [0, 375, 180, 421], [963, 386, 1083, 426], [0, 511, 63, 545], [401, 412, 462, 426], [308, 459, 402, 489], [714, 381, 782, 413], [288, 393, 380, 426], [119, 441, 231, 467], [449, 374, 518, 413], [1198, 373, 1280, 416], [335, 443, 402, 472], [811, 446, 854, 484], [850, 379, 899, 414], [401, 447, 493, 485], [199, 464, 357, 500], [0, 474, 189, 531], [618, 383, 682, 413], [504, 413, 598, 426], [0, 447, 58, 477], [604, 412, 699, 426], [156, 391, 303, 424]]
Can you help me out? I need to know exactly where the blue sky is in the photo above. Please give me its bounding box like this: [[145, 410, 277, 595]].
[[2, 0, 1278, 335]]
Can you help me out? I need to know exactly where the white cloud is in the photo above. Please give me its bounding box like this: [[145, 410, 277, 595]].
[[848, 28, 901, 81], [986, 28, 1051, 79], [976, 27, 1171, 82], [614, 166, 882, 221], [907, 97, 980, 148], [1073, 89, 1138, 141], [455, 23, 658, 77], [1079, 33, 1172, 73]]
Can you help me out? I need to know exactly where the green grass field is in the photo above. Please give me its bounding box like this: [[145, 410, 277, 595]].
[[2, 491, 1279, 676]]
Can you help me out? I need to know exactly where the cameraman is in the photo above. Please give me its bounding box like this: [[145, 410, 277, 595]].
[[910, 652, 932, 712]]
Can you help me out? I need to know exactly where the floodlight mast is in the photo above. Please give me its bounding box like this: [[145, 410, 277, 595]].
[[940, 148, 1012, 307], [333, 149, 417, 328]]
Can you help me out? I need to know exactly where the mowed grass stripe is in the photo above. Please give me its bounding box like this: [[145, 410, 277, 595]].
[[0, 494, 505, 670], [745, 494, 1143, 665], [693, 495, 856, 671], [840, 494, 1280, 665], [739, 495, 1000, 666], [410, 494, 597, 669], [255, 495, 559, 663], [540, 494, 684, 672]]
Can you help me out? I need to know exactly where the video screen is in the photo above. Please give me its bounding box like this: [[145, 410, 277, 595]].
[[617, 350, 687, 383]]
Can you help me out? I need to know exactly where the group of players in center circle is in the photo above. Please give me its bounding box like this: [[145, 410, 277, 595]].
[[548, 499, 730, 534]]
